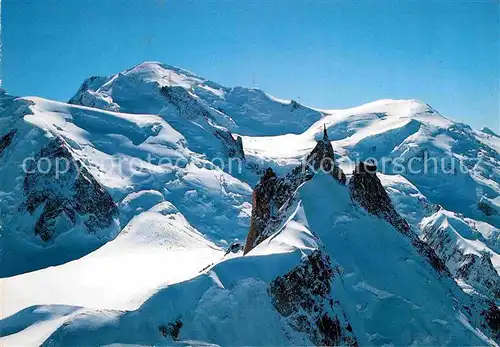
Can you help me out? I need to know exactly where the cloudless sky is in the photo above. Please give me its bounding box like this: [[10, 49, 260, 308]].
[[3, 0, 499, 131]]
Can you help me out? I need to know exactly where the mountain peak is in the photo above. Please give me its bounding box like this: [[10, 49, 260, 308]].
[[481, 126, 499, 137], [126, 61, 204, 81]]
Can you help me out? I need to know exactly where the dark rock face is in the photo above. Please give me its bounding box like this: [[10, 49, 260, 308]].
[[236, 135, 244, 157], [458, 254, 500, 300], [460, 298, 500, 343], [243, 166, 309, 254], [161, 85, 245, 159], [463, 296, 500, 343], [411, 238, 450, 275], [422, 221, 500, 301], [161, 86, 213, 122], [224, 241, 243, 255], [22, 138, 117, 242], [74, 165, 118, 232], [478, 199, 497, 216], [481, 303, 500, 340], [0, 130, 16, 157], [349, 162, 449, 275], [290, 100, 301, 110], [68, 76, 108, 107], [304, 126, 346, 184], [269, 251, 357, 346], [213, 128, 245, 159], [349, 161, 410, 235], [244, 168, 278, 254], [244, 129, 345, 254], [159, 319, 183, 341]]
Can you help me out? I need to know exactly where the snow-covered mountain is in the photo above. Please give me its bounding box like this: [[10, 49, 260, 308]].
[[0, 62, 498, 345], [69, 62, 323, 137]]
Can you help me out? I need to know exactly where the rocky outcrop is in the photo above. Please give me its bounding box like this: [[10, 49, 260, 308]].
[[236, 135, 244, 156], [224, 241, 243, 255], [422, 222, 500, 301], [244, 168, 279, 254], [460, 295, 500, 343], [349, 161, 449, 275], [161, 86, 213, 122], [458, 254, 500, 300], [213, 128, 245, 159], [481, 302, 500, 341], [0, 130, 16, 157], [478, 196, 498, 217], [244, 168, 306, 254], [349, 161, 410, 235], [268, 250, 357, 346], [68, 76, 109, 107], [161, 85, 245, 159], [304, 125, 346, 184], [244, 128, 345, 254], [21, 138, 118, 242], [243, 164, 316, 254], [159, 318, 183, 341]]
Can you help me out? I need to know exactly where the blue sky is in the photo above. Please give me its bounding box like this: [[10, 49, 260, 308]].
[[3, 0, 499, 131]]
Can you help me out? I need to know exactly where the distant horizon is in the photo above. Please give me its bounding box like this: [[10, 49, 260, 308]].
[[3, 0, 499, 131]]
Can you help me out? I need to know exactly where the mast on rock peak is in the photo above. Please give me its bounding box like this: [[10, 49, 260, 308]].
[[323, 124, 328, 141]]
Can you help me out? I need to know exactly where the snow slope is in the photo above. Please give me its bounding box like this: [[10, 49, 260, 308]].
[[0, 202, 222, 345]]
